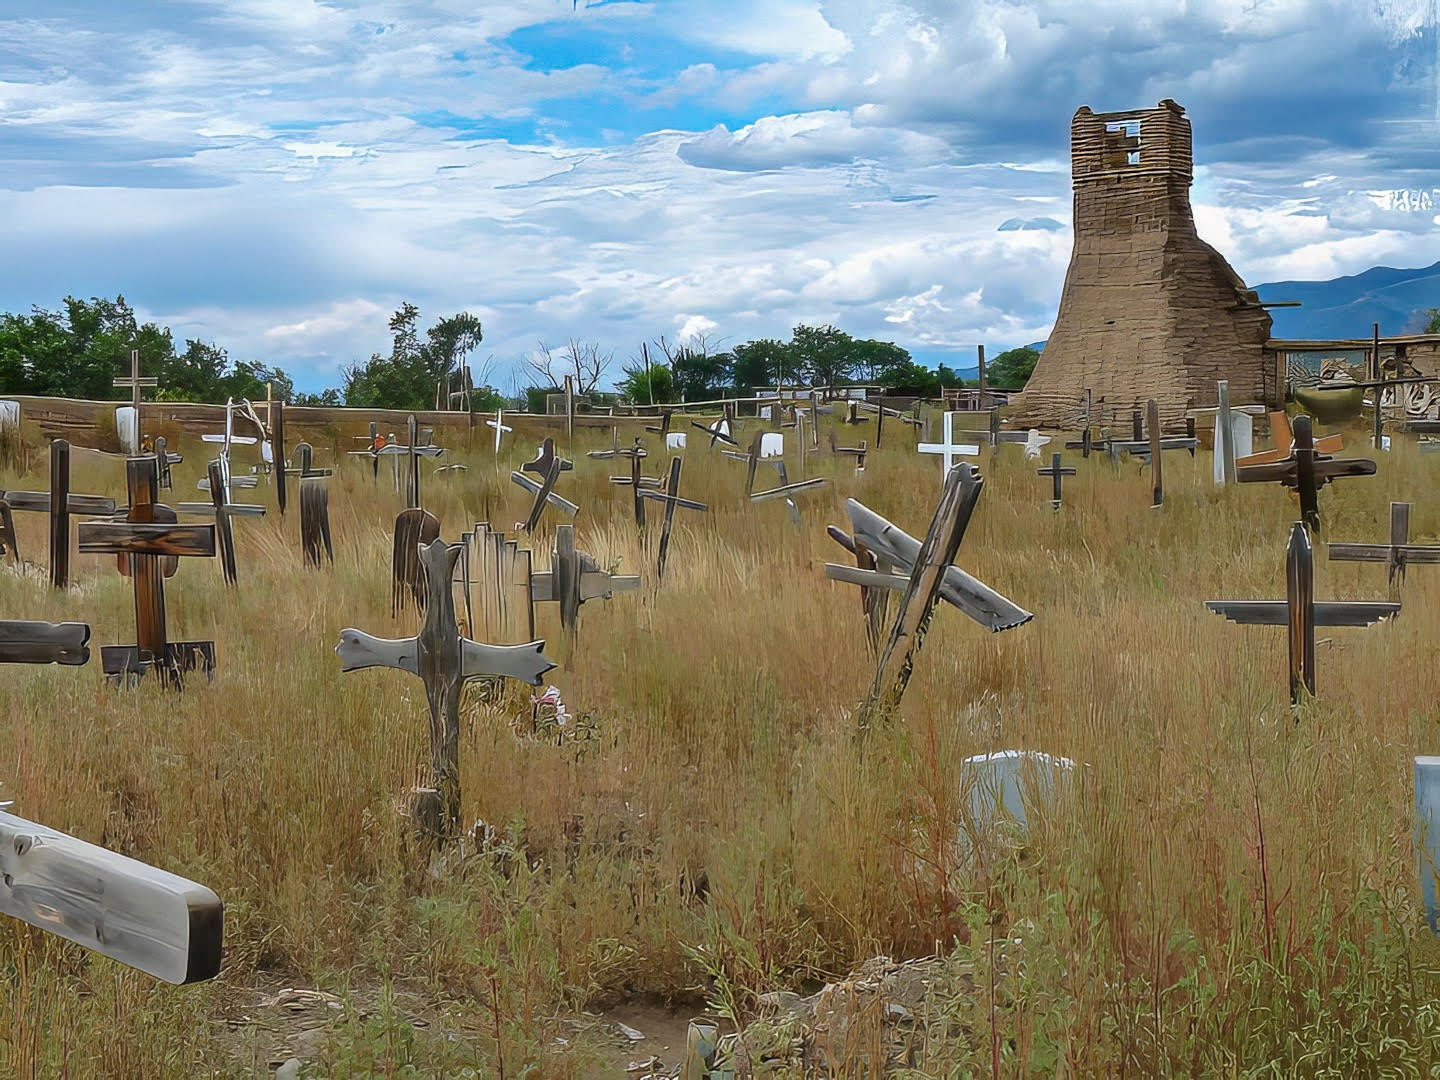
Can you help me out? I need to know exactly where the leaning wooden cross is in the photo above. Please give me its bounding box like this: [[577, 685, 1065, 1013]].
[[1236, 413, 1375, 534], [199, 399, 260, 490], [531, 523, 640, 641], [511, 437, 577, 532], [601, 440, 655, 527], [1328, 501, 1440, 604], [0, 439, 116, 588], [1206, 521, 1396, 705], [391, 416, 446, 614], [824, 464, 1031, 728], [77, 457, 218, 684], [177, 460, 266, 586], [337, 538, 557, 835], [640, 456, 708, 582], [726, 430, 827, 526]]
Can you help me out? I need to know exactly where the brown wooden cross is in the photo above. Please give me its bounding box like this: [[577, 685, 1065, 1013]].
[[640, 456, 708, 581], [1328, 502, 1440, 604], [1036, 453, 1077, 509], [601, 441, 656, 527], [77, 457, 218, 684], [285, 443, 334, 567], [530, 524, 639, 641], [177, 459, 266, 586], [0, 807, 222, 984], [1237, 413, 1375, 534], [725, 429, 827, 525], [691, 415, 738, 447], [151, 435, 182, 490], [1207, 521, 1396, 705], [337, 537, 557, 835], [0, 440, 117, 588], [113, 349, 158, 452], [512, 437, 576, 532]]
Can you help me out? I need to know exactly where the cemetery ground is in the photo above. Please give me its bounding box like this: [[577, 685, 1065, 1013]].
[[3, 419, 1440, 1075]]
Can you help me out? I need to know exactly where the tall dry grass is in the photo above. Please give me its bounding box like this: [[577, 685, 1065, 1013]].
[[1, 417, 1439, 1075]]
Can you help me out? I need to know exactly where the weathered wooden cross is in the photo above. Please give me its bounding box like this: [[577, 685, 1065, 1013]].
[[337, 537, 557, 835], [113, 348, 158, 453], [726, 430, 827, 526], [512, 437, 577, 532], [601, 441, 655, 527], [1236, 413, 1375, 534], [1036, 453, 1077, 509], [78, 457, 218, 684], [0, 439, 117, 588], [1206, 521, 1397, 705], [176, 459, 267, 586], [150, 434, 182, 491], [824, 464, 1032, 727], [691, 415, 738, 448], [1328, 501, 1440, 604], [829, 430, 869, 472], [1238, 410, 1345, 466], [467, 522, 537, 644], [640, 456, 708, 581], [199, 399, 260, 491], [531, 523, 640, 643], [0, 619, 90, 666]]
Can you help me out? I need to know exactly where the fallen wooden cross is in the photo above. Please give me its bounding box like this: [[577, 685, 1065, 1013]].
[[0, 807, 223, 984], [1237, 413, 1375, 534], [1206, 521, 1396, 705], [285, 443, 334, 567], [726, 430, 827, 526], [1328, 501, 1440, 604], [691, 415, 738, 448], [0, 620, 90, 665], [177, 459, 266, 586], [78, 457, 218, 685], [512, 437, 575, 532], [1238, 410, 1345, 466], [1036, 453, 1077, 509], [640, 456, 708, 581], [0, 439, 117, 588], [337, 537, 557, 835]]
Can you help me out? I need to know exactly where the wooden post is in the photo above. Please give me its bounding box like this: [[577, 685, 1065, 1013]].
[[1373, 322, 1385, 450], [631, 451, 646, 527], [272, 399, 287, 515], [1147, 399, 1163, 508], [1217, 380, 1236, 485], [0, 500, 17, 564], [49, 439, 69, 589], [1389, 500, 1409, 603], [977, 344, 986, 410], [564, 374, 575, 451], [407, 413, 421, 509], [1036, 453, 1076, 509]]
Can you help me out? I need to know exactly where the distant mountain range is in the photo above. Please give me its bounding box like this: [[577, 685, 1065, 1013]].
[[1253, 260, 1440, 340]]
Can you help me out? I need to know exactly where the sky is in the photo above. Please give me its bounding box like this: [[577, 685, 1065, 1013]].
[[1, 1, 1438, 393]]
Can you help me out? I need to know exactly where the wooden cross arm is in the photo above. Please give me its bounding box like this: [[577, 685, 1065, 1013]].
[[610, 476, 664, 490], [750, 478, 828, 503], [201, 433, 258, 446], [336, 628, 558, 685], [532, 571, 641, 602], [113, 377, 159, 388], [509, 472, 580, 516], [77, 521, 217, 558], [1235, 461, 1297, 485], [1313, 459, 1377, 480], [0, 620, 90, 665], [1037, 466, 1077, 477], [175, 502, 267, 518], [0, 811, 222, 984], [0, 491, 116, 515], [639, 490, 709, 512], [824, 563, 911, 591], [1328, 543, 1440, 564], [690, 421, 738, 446], [1204, 600, 1400, 626]]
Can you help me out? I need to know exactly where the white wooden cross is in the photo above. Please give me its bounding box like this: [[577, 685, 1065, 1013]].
[[487, 409, 513, 454], [916, 411, 981, 480], [200, 399, 260, 491]]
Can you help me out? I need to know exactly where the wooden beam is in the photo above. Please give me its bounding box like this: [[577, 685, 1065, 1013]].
[[0, 620, 90, 666]]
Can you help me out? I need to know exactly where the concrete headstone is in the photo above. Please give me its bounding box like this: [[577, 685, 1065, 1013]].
[[115, 406, 139, 455]]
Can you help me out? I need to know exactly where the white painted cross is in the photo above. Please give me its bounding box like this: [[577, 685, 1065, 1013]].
[[916, 411, 981, 480], [487, 408, 513, 454], [1021, 429, 1051, 460]]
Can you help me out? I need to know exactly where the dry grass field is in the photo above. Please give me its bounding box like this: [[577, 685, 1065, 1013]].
[[2, 411, 1440, 1076]]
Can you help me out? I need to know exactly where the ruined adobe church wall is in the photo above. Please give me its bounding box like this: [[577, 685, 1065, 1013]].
[[1016, 102, 1273, 428]]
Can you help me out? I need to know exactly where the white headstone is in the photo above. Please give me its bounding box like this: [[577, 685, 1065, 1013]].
[[759, 432, 783, 458], [116, 406, 139, 455], [1212, 412, 1254, 484], [963, 749, 1076, 842], [0, 401, 18, 431], [1022, 429, 1051, 460], [666, 432, 687, 451]]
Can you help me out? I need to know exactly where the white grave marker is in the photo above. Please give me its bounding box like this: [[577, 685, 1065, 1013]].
[[916, 411, 981, 482], [759, 432, 783, 458], [1022, 429, 1051, 460], [116, 406, 139, 455], [963, 749, 1076, 842], [666, 432, 687, 451]]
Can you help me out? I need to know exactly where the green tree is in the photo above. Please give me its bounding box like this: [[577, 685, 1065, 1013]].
[[1424, 308, 1440, 334], [295, 388, 342, 406], [851, 338, 912, 383], [876, 358, 940, 397], [342, 302, 483, 410], [730, 338, 795, 391], [789, 324, 855, 386], [987, 346, 1041, 390], [670, 346, 731, 401], [618, 362, 675, 404]]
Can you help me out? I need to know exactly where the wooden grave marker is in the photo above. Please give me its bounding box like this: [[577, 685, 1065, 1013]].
[[78, 457, 218, 684], [1036, 453, 1077, 509], [512, 437, 577, 532], [487, 409, 513, 455], [0, 439, 117, 588], [113, 349, 158, 455], [691, 415, 738, 448], [1206, 521, 1396, 705], [285, 442, 335, 567], [337, 538, 557, 834], [1328, 501, 1440, 604], [468, 522, 537, 644], [602, 441, 656, 527], [1237, 413, 1375, 534], [0, 619, 90, 666], [0, 807, 222, 984], [1238, 410, 1344, 466], [916, 412, 982, 484], [829, 429, 868, 472], [532, 523, 640, 644], [150, 435, 182, 491], [175, 460, 266, 586], [725, 430, 827, 526], [199, 399, 260, 491], [640, 456, 708, 582]]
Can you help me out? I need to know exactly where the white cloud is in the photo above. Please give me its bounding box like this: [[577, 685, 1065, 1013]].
[[264, 299, 386, 340]]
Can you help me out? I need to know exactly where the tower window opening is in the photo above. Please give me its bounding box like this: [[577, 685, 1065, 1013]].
[[1103, 120, 1141, 167]]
